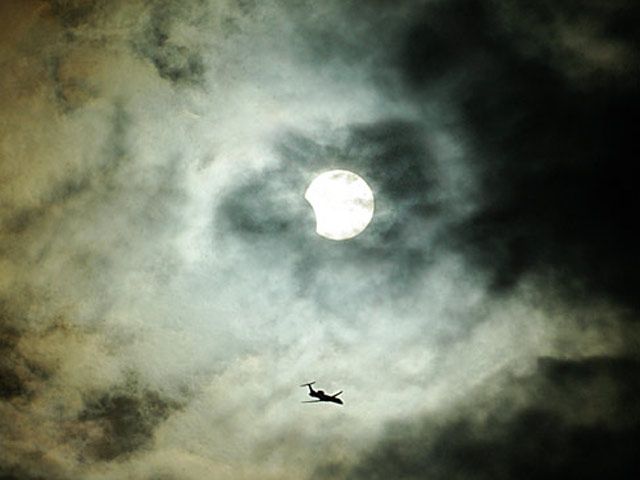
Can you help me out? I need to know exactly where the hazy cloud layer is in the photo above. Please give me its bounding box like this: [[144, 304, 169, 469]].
[[315, 356, 640, 480], [1, 0, 638, 479]]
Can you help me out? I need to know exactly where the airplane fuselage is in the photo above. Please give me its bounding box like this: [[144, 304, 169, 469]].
[[301, 382, 344, 405], [309, 388, 343, 404]]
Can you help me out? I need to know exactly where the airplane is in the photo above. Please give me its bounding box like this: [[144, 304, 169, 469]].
[[300, 381, 343, 405]]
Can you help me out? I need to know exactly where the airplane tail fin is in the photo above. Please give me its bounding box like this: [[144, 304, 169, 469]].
[[299, 381, 316, 387]]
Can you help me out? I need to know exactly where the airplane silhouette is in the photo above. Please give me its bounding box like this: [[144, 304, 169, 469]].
[[300, 381, 343, 405]]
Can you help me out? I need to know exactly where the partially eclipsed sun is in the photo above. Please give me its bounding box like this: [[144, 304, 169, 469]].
[[304, 170, 375, 241]]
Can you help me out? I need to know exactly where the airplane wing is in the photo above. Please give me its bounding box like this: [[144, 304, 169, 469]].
[[301, 400, 322, 403], [331, 391, 343, 397]]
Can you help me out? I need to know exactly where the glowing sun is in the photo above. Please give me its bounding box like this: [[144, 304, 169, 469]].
[[304, 170, 375, 241]]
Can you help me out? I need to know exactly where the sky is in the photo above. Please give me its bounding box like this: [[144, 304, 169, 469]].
[[1, 1, 639, 479]]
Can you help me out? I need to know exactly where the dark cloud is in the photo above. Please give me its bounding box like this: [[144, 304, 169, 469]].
[[316, 356, 640, 480], [47, 0, 204, 91], [399, 0, 497, 86], [77, 380, 183, 461], [220, 174, 312, 238], [0, 314, 186, 476], [400, 0, 639, 89], [454, 76, 640, 302], [133, 1, 206, 85], [493, 0, 640, 88], [394, 0, 640, 310], [48, 0, 99, 29], [0, 471, 48, 480], [0, 326, 50, 402], [0, 366, 25, 401], [0, 368, 24, 401]]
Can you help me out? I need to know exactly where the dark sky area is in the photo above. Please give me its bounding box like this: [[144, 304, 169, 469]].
[[1, 1, 639, 479]]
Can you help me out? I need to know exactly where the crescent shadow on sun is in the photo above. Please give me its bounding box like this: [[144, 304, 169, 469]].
[[304, 170, 375, 241]]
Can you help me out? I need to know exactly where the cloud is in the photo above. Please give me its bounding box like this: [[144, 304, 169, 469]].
[[314, 356, 640, 480], [132, 0, 207, 86], [391, 0, 640, 312], [76, 377, 184, 461]]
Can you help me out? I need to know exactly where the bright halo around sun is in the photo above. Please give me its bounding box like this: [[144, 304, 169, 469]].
[[304, 170, 375, 241]]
